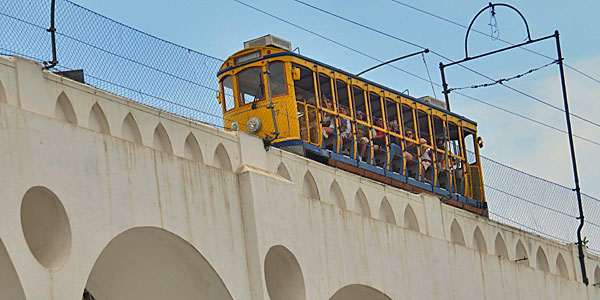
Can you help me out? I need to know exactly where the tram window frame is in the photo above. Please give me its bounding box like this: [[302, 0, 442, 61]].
[[416, 109, 432, 146], [292, 63, 317, 106], [401, 103, 417, 142], [318, 72, 335, 110], [369, 91, 386, 130], [352, 84, 369, 124], [221, 75, 236, 112], [237, 66, 265, 106], [335, 78, 352, 116], [463, 127, 477, 164], [268, 61, 288, 97], [385, 97, 401, 143]]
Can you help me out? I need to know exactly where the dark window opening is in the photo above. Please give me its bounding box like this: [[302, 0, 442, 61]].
[[269, 61, 287, 97], [292, 64, 316, 105], [237, 67, 264, 105]]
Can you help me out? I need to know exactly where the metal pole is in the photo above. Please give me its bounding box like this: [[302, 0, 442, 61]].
[[43, 0, 58, 70], [439, 62, 451, 111], [555, 30, 588, 285], [356, 49, 429, 76]]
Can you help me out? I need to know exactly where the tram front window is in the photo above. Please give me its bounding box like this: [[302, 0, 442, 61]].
[[238, 67, 265, 105]]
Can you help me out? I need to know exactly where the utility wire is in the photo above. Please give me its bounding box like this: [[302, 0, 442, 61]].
[[390, 0, 600, 86], [293, 0, 600, 131], [234, 0, 600, 148]]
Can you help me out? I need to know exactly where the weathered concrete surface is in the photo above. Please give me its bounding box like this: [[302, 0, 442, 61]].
[[0, 55, 599, 299]]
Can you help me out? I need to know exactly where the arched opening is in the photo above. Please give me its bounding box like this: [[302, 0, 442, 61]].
[[472, 226, 487, 253], [536, 246, 550, 272], [213, 143, 233, 171], [0, 237, 26, 300], [594, 266, 600, 286], [378, 197, 395, 224], [494, 233, 509, 259], [84, 227, 233, 300], [515, 240, 528, 265], [329, 284, 392, 300], [20, 186, 71, 270], [0, 80, 7, 104], [183, 133, 203, 162], [302, 171, 320, 200], [354, 189, 371, 217], [264, 245, 306, 300], [153, 123, 173, 154], [276, 162, 292, 181], [88, 103, 110, 134], [403, 204, 420, 232], [450, 219, 465, 246], [121, 113, 143, 144], [555, 253, 569, 279], [55, 92, 77, 125], [328, 180, 346, 209]]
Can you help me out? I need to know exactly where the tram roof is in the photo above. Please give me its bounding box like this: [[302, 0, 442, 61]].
[[218, 49, 477, 126]]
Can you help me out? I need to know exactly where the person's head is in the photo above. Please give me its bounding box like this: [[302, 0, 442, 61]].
[[405, 130, 414, 139], [437, 139, 445, 149], [357, 111, 364, 120], [376, 118, 384, 126], [339, 106, 346, 114], [420, 138, 428, 144]]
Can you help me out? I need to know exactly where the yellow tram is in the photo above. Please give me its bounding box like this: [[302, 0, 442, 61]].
[[217, 35, 486, 215]]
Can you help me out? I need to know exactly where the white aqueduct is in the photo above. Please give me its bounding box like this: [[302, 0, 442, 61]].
[[1, 56, 600, 299]]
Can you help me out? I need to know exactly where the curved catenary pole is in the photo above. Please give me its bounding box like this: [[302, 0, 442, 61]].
[[43, 0, 58, 70], [464, 2, 532, 59]]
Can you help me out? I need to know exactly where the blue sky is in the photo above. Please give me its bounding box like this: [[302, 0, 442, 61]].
[[71, 0, 600, 199]]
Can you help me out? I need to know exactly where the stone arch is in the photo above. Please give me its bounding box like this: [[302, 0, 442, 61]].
[[153, 123, 173, 154], [494, 233, 509, 259], [88, 103, 110, 134], [84, 227, 233, 300], [354, 188, 371, 217], [536, 246, 550, 272], [450, 219, 465, 246], [55, 91, 77, 125], [328, 180, 346, 209], [183, 133, 203, 162], [0, 237, 26, 300], [378, 197, 395, 224], [555, 253, 569, 279], [329, 284, 392, 300], [515, 240, 528, 265], [403, 204, 420, 232], [594, 266, 600, 285], [276, 162, 292, 181], [264, 245, 306, 300], [121, 113, 142, 144], [20, 186, 72, 270], [213, 143, 233, 171], [0, 80, 7, 104], [472, 226, 487, 253], [302, 171, 320, 200]]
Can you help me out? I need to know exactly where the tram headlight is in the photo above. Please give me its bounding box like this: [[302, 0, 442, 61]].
[[231, 121, 239, 131], [247, 117, 262, 134]]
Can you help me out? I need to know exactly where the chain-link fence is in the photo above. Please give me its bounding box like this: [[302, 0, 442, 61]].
[[2, 0, 599, 254]]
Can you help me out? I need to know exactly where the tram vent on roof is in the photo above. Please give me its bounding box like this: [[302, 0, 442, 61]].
[[419, 96, 446, 110], [244, 35, 292, 51]]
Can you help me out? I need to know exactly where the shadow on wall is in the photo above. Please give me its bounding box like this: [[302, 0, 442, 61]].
[[84, 227, 233, 300], [329, 284, 392, 300]]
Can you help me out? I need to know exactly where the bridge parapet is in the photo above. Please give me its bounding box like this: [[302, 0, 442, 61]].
[[0, 55, 599, 299]]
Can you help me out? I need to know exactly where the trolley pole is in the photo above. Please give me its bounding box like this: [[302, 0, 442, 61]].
[[555, 30, 588, 285]]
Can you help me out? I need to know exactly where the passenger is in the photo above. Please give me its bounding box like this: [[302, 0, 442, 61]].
[[337, 106, 351, 152], [385, 122, 402, 171], [419, 138, 433, 182], [355, 111, 369, 161], [321, 98, 334, 139], [372, 118, 386, 151], [404, 130, 419, 177]]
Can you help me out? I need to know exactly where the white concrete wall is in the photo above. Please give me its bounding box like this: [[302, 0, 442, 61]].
[[0, 55, 599, 299]]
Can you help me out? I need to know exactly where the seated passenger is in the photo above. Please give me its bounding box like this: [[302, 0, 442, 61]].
[[419, 138, 433, 182], [321, 98, 334, 139], [404, 130, 419, 177], [355, 111, 369, 161], [337, 106, 351, 153], [386, 122, 402, 171], [372, 118, 387, 166]]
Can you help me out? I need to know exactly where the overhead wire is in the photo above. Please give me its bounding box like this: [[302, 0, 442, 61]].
[[234, 0, 600, 147], [293, 0, 600, 131], [390, 0, 600, 86]]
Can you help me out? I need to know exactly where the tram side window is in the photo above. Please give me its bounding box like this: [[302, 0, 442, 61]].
[[269, 61, 287, 97], [292, 64, 316, 105], [352, 86, 367, 120], [319, 73, 334, 107], [237, 67, 265, 105], [369, 92, 384, 126], [463, 128, 476, 164], [417, 110, 432, 146], [401, 104, 415, 136], [221, 75, 235, 111], [336, 79, 351, 113]]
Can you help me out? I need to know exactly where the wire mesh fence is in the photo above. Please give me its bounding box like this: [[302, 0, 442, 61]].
[[2, 0, 599, 254]]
